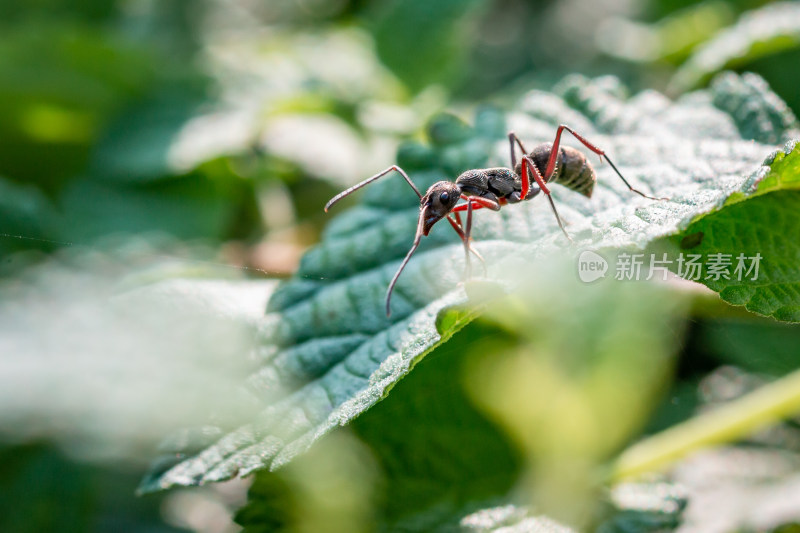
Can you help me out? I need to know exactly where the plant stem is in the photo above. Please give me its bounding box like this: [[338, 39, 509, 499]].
[[612, 366, 800, 481]]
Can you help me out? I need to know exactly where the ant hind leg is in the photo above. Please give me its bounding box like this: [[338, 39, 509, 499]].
[[522, 156, 573, 242], [543, 125, 669, 201]]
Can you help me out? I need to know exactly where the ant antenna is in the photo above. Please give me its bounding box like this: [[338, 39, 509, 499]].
[[324, 165, 421, 212], [385, 208, 426, 317]]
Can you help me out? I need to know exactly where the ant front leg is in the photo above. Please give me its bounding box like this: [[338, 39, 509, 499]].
[[463, 201, 475, 279], [544, 125, 668, 201], [452, 196, 499, 273], [452, 199, 497, 279], [325, 165, 423, 212], [447, 213, 486, 276], [452, 195, 501, 212], [522, 156, 573, 242]]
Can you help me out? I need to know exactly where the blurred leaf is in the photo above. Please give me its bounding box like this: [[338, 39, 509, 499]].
[[698, 319, 800, 376], [0, 8, 208, 192], [461, 260, 687, 528], [0, 250, 277, 460], [642, 317, 800, 435], [90, 86, 208, 182], [142, 73, 800, 494], [0, 0, 116, 24], [235, 431, 377, 533], [0, 176, 56, 256], [367, 0, 488, 92], [709, 71, 800, 145], [456, 504, 575, 532], [669, 2, 800, 93], [597, 1, 735, 64], [350, 318, 523, 529], [0, 442, 185, 533], [0, 21, 157, 186], [667, 445, 800, 532], [0, 443, 93, 533], [0, 22, 155, 113], [57, 162, 260, 243]]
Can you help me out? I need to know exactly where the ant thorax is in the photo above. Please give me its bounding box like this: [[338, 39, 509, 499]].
[[455, 167, 521, 201]]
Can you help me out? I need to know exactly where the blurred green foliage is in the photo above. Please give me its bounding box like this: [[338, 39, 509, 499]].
[[4, 0, 800, 532], [0, 0, 261, 264], [3, 0, 800, 260], [0, 442, 186, 533], [174, 75, 800, 532]]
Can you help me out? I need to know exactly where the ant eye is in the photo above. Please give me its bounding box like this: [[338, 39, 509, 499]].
[[440, 192, 449, 202]]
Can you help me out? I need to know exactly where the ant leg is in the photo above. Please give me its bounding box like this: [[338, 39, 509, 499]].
[[464, 201, 474, 278], [452, 200, 498, 273], [543, 125, 668, 201], [325, 165, 422, 212], [452, 195, 501, 212], [507, 131, 529, 169], [452, 195, 500, 265], [523, 156, 573, 242], [447, 214, 486, 276]]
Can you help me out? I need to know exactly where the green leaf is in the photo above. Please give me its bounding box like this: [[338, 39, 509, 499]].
[[56, 163, 260, 243], [236, 264, 688, 530], [669, 2, 800, 93], [350, 318, 523, 529], [0, 442, 185, 533], [90, 87, 207, 183], [697, 318, 800, 376], [141, 72, 800, 495], [664, 131, 800, 321], [0, 176, 57, 257], [367, 0, 488, 93]]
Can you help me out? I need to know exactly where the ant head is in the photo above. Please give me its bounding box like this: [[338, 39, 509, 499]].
[[420, 181, 460, 235]]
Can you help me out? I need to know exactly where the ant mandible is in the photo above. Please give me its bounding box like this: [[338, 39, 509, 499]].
[[325, 124, 668, 317]]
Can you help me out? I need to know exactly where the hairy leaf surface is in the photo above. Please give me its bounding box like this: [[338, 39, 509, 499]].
[[141, 73, 800, 493]]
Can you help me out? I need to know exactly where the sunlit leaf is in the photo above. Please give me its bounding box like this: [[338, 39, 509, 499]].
[[669, 2, 800, 92], [141, 73, 800, 496]]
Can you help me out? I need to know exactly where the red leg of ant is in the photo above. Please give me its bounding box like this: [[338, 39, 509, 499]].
[[447, 214, 486, 275], [452, 195, 500, 212], [507, 131, 529, 170], [522, 156, 572, 242], [452, 202, 489, 213], [507, 132, 534, 199], [543, 125, 667, 201]]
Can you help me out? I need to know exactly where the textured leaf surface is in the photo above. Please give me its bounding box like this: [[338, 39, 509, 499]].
[[141, 73, 800, 492]]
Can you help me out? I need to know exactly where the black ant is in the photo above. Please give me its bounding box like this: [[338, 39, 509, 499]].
[[325, 125, 667, 317]]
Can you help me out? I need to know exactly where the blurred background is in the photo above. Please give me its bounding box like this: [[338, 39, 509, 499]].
[[3, 0, 799, 277], [1, 0, 800, 532]]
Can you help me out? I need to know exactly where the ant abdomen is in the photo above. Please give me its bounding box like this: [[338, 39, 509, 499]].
[[516, 143, 597, 198]]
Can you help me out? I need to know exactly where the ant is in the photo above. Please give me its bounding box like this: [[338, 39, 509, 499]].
[[325, 124, 668, 317]]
